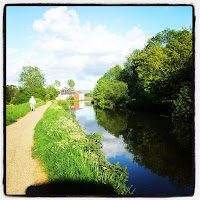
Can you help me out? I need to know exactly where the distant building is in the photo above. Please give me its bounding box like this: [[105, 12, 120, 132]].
[[56, 91, 84, 100]]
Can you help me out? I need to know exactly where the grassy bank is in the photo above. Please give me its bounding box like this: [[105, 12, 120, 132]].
[[6, 98, 46, 125], [32, 100, 131, 196]]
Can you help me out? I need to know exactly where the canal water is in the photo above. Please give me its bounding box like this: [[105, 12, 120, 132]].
[[73, 101, 193, 196]]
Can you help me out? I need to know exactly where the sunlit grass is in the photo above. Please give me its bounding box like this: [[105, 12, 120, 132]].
[[6, 98, 46, 125], [32, 100, 132, 195]]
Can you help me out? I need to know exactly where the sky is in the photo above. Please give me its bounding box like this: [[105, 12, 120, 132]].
[[6, 5, 193, 91]]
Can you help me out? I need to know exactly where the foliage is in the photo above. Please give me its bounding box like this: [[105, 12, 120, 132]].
[[102, 64, 122, 80], [6, 85, 18, 104], [11, 66, 47, 104], [45, 94, 50, 100], [6, 98, 46, 125], [93, 65, 129, 109], [45, 85, 58, 100], [94, 79, 128, 109], [67, 96, 74, 100], [67, 79, 75, 90], [32, 101, 132, 195], [61, 87, 69, 92], [172, 83, 192, 120], [85, 92, 93, 97], [11, 86, 46, 104], [19, 66, 45, 88], [117, 28, 193, 118], [54, 80, 61, 90]]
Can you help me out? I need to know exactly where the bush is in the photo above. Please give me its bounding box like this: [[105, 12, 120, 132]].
[[67, 96, 74, 100]]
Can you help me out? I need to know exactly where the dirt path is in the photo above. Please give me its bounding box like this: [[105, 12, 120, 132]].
[[6, 101, 52, 195]]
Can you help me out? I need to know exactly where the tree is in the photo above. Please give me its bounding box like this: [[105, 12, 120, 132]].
[[6, 85, 18, 104], [54, 80, 61, 91], [19, 66, 45, 88], [67, 79, 75, 90], [93, 78, 128, 108], [45, 85, 58, 100], [118, 28, 192, 116], [12, 66, 46, 104], [102, 65, 122, 81]]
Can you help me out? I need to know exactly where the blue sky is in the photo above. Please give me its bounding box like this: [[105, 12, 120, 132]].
[[6, 5, 193, 90]]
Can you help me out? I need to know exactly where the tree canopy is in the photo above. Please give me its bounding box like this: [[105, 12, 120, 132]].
[[19, 66, 45, 88], [93, 28, 193, 120], [11, 66, 47, 104], [67, 79, 75, 90]]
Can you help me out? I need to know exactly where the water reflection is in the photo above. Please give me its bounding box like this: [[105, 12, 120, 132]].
[[94, 107, 193, 193], [74, 102, 193, 195]]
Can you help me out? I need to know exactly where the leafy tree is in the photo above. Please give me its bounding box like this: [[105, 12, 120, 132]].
[[61, 87, 69, 92], [6, 85, 18, 104], [102, 65, 122, 80], [45, 94, 50, 100], [67, 79, 75, 90], [19, 66, 45, 88], [85, 92, 93, 97], [45, 85, 58, 100], [12, 66, 46, 104], [93, 78, 128, 108], [54, 80, 61, 91], [11, 86, 46, 104], [118, 28, 192, 117]]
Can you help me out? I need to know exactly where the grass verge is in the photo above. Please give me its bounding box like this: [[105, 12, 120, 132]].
[[6, 98, 46, 126], [32, 100, 132, 196]]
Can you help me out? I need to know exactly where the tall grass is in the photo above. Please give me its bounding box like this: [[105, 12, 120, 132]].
[[6, 98, 46, 125], [32, 100, 132, 195]]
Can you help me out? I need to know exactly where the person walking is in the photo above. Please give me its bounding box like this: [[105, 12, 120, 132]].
[[29, 96, 36, 111]]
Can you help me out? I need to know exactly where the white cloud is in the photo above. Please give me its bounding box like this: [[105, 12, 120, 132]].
[[7, 6, 149, 90]]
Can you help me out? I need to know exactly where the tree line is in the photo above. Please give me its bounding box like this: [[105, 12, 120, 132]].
[[93, 28, 193, 120], [6, 66, 76, 104]]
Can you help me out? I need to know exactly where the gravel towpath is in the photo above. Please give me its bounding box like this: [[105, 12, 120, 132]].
[[6, 101, 52, 195]]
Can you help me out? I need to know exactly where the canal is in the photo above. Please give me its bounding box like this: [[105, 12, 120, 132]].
[[73, 101, 193, 196]]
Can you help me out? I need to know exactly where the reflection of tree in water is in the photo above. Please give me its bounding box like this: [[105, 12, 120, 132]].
[[94, 108, 193, 191], [94, 107, 129, 137]]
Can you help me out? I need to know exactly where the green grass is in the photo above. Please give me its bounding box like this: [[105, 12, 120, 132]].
[[32, 100, 132, 195], [6, 98, 46, 125]]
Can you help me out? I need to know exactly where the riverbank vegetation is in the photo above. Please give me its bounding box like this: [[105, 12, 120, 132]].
[[32, 100, 132, 195], [93, 28, 193, 120], [6, 98, 46, 125]]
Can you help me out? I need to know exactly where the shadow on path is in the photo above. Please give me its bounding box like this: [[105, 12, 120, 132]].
[[26, 180, 117, 197]]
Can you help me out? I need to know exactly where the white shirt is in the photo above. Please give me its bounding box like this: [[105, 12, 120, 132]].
[[29, 97, 36, 104]]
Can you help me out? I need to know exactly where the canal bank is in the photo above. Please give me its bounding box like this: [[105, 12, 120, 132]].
[[31, 100, 132, 196]]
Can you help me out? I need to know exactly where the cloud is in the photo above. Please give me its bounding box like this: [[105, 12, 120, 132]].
[[7, 6, 149, 90]]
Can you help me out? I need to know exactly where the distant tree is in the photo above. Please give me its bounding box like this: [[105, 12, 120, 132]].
[[85, 92, 93, 97], [12, 66, 46, 104], [67, 79, 75, 90], [45, 85, 58, 100], [19, 66, 45, 88], [61, 87, 69, 92], [45, 94, 50, 100], [6, 85, 18, 104], [93, 78, 128, 108], [54, 80, 61, 91]]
